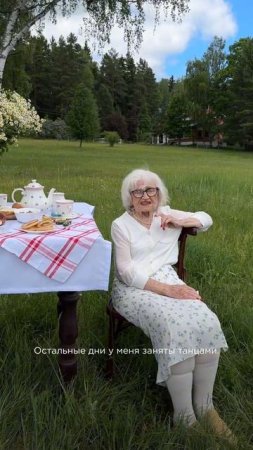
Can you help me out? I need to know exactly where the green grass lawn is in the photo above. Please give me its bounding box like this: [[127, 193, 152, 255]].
[[0, 139, 252, 449]]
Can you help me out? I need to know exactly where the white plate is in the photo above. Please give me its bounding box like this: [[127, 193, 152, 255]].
[[0, 207, 13, 212], [0, 207, 33, 212], [52, 213, 80, 220], [20, 227, 58, 234]]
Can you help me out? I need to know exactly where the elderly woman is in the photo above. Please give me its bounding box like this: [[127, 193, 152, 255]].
[[111, 168, 233, 440]]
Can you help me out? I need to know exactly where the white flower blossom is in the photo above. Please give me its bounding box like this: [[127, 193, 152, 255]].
[[0, 90, 43, 152]]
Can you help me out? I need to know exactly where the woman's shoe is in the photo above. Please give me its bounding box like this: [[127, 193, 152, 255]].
[[189, 419, 202, 431], [202, 408, 237, 446]]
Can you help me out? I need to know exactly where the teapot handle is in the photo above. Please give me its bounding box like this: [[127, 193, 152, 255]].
[[12, 188, 24, 203]]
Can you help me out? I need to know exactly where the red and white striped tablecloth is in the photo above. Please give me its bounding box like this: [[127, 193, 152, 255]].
[[0, 216, 101, 283]]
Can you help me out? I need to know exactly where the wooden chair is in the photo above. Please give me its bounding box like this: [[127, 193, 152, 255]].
[[106, 227, 198, 378]]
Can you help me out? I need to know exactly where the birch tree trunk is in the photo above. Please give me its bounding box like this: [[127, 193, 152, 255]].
[[0, 0, 60, 89], [0, 53, 7, 88], [0, 6, 19, 88]]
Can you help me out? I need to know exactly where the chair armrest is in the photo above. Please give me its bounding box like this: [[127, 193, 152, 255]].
[[177, 227, 198, 281], [179, 226, 198, 239]]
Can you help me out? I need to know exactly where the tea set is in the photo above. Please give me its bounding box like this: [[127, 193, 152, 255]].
[[0, 179, 76, 225]]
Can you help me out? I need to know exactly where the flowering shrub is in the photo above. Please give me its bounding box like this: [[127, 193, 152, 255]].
[[41, 118, 72, 140], [0, 90, 43, 155]]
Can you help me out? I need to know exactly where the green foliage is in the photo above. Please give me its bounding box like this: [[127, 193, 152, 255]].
[[84, 0, 190, 50], [98, 50, 159, 141], [5, 35, 158, 142], [137, 103, 152, 140], [154, 78, 173, 135], [27, 34, 58, 118], [2, 38, 32, 97], [202, 36, 226, 79], [104, 130, 120, 146], [66, 84, 100, 146], [4, 34, 96, 120], [184, 37, 228, 146], [103, 112, 128, 140], [95, 83, 114, 130], [40, 118, 72, 140], [3, 30, 253, 149], [165, 90, 190, 143], [50, 33, 95, 118], [137, 58, 159, 120], [0, 1, 190, 52], [224, 38, 253, 147]]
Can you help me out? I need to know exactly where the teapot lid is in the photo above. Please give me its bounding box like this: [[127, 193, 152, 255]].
[[25, 179, 44, 189]]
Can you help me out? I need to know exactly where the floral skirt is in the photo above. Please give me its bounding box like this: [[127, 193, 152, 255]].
[[111, 264, 228, 385]]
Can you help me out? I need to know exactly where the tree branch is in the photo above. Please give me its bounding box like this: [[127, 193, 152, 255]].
[[1, 0, 61, 56], [19, 0, 59, 13]]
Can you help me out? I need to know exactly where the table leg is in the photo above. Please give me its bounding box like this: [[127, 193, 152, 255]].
[[57, 291, 80, 382]]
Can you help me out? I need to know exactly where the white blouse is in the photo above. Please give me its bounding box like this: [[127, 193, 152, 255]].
[[111, 206, 213, 289]]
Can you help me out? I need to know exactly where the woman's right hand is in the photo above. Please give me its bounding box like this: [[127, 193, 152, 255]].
[[144, 278, 202, 300], [164, 284, 202, 300]]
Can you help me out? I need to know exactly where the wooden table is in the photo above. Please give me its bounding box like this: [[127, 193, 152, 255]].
[[0, 202, 111, 381]]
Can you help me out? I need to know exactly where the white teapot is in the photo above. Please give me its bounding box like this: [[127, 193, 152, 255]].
[[12, 179, 56, 209]]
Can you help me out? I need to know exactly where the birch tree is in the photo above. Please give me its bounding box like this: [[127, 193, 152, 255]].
[[0, 0, 189, 88]]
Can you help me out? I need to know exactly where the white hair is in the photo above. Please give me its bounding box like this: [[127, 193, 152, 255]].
[[121, 168, 169, 211]]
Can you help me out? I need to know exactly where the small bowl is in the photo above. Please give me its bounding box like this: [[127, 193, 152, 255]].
[[15, 208, 42, 223]]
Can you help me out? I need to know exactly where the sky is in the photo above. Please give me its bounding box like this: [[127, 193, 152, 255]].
[[39, 0, 253, 80]]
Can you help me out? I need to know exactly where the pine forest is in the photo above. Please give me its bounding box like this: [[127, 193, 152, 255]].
[[3, 33, 253, 149]]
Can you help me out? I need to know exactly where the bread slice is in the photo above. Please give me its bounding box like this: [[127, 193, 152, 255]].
[[0, 209, 16, 220]]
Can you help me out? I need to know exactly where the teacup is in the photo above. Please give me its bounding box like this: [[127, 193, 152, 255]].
[[52, 192, 65, 215], [55, 199, 74, 217], [0, 194, 7, 207]]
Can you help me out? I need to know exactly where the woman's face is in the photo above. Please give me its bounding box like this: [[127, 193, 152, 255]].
[[130, 179, 159, 214]]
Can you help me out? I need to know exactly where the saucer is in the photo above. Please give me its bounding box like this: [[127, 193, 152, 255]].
[[51, 213, 80, 220]]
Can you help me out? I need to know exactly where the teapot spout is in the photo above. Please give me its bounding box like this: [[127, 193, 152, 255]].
[[47, 188, 56, 206]]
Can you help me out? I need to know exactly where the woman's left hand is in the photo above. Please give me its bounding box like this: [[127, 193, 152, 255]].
[[155, 213, 202, 230], [155, 213, 183, 230]]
